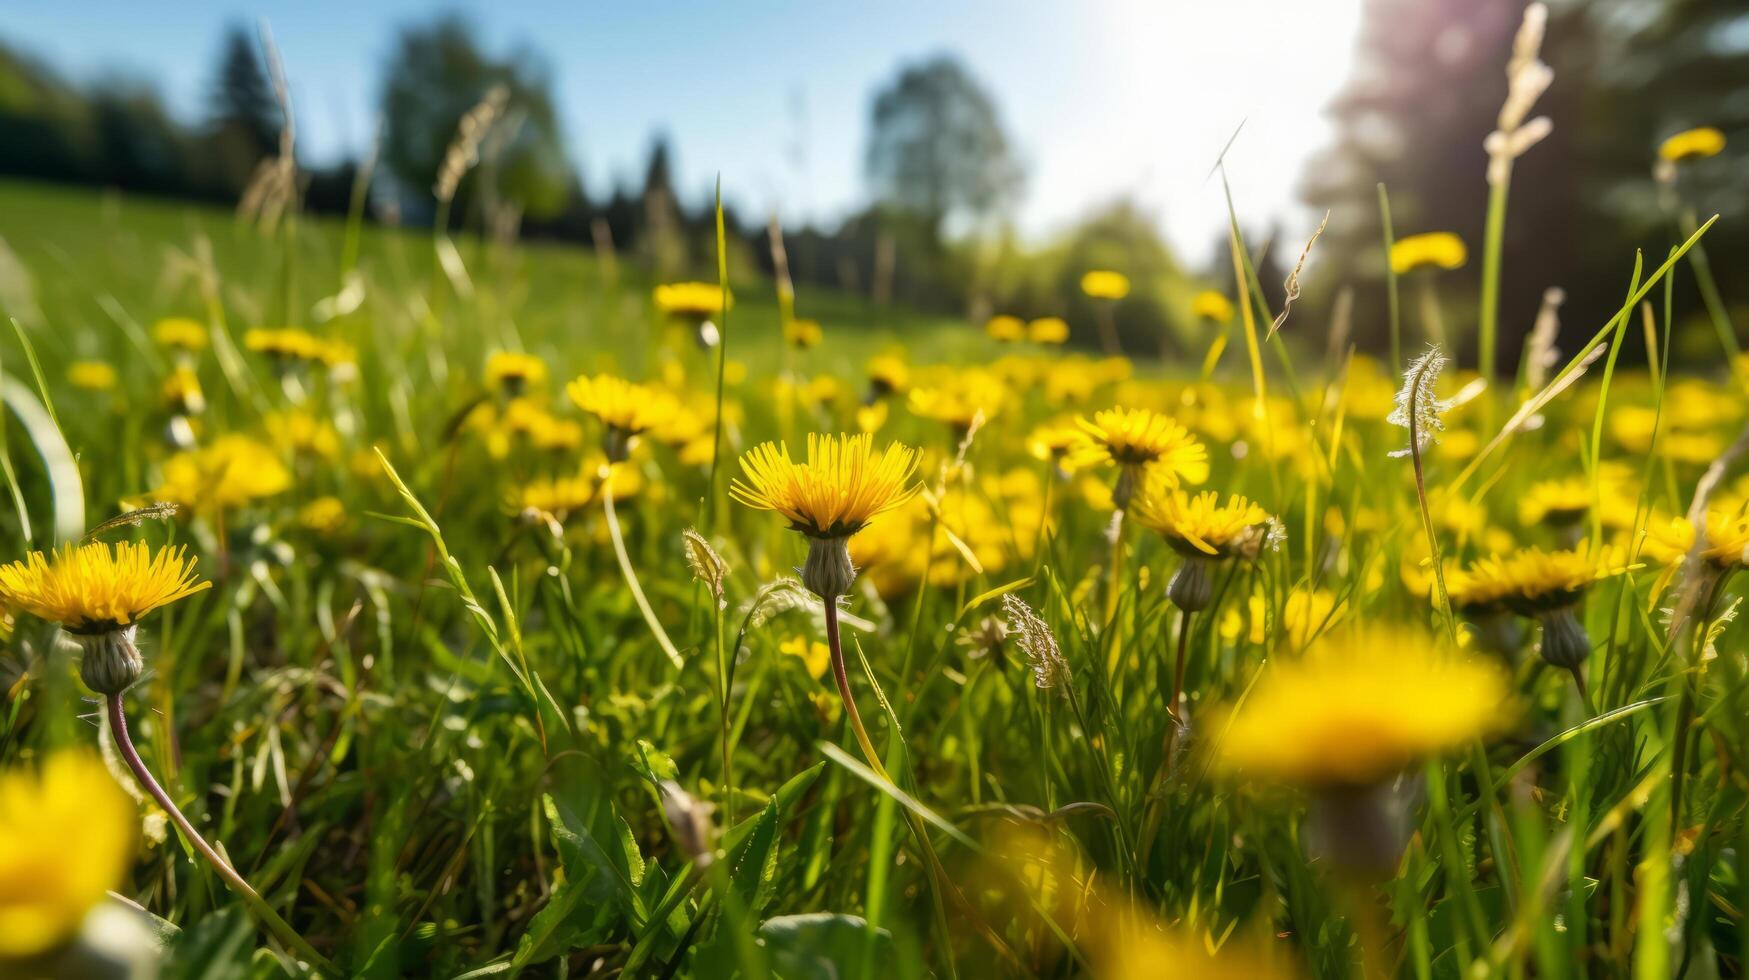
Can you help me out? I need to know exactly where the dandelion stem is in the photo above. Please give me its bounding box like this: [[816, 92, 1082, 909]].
[[824, 601, 886, 780], [1170, 609, 1194, 723], [106, 694, 336, 975], [601, 467, 685, 670]]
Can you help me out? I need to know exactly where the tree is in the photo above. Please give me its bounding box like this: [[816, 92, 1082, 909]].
[[204, 26, 280, 196], [864, 54, 1022, 243], [378, 15, 570, 222], [208, 26, 278, 159]]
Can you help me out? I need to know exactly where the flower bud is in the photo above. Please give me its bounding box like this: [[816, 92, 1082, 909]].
[[1536, 605, 1589, 670], [75, 626, 143, 696], [801, 535, 857, 600], [1167, 556, 1214, 613]]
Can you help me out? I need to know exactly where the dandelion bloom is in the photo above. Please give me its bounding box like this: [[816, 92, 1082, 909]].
[[1192, 290, 1234, 323], [567, 374, 680, 461], [0, 540, 208, 633], [1026, 317, 1069, 345], [1518, 476, 1592, 527], [1658, 126, 1725, 163], [985, 315, 1025, 342], [653, 282, 729, 319], [264, 409, 342, 460], [866, 355, 910, 398], [297, 496, 348, 533], [1640, 507, 1749, 596], [1134, 484, 1273, 613], [0, 540, 211, 694], [1217, 627, 1509, 788], [151, 316, 208, 352], [732, 432, 919, 597], [1489, 542, 1619, 614], [1069, 407, 1208, 507], [244, 327, 324, 361], [785, 318, 823, 350], [160, 367, 206, 415], [1080, 269, 1131, 300], [153, 435, 292, 512], [1473, 542, 1626, 675], [0, 752, 136, 958], [484, 351, 548, 395], [66, 361, 117, 392], [1390, 232, 1467, 274], [1131, 486, 1270, 559], [907, 371, 1008, 432]]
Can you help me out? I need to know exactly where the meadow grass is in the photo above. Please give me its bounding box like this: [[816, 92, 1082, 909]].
[[0, 162, 1744, 980]]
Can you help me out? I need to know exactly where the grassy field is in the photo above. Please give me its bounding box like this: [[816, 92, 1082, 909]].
[[0, 164, 1746, 980]]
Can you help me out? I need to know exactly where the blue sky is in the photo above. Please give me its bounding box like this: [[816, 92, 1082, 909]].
[[5, 0, 1364, 260]]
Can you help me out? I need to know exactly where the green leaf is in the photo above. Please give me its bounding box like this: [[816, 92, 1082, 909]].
[[758, 913, 891, 980], [729, 800, 782, 914]]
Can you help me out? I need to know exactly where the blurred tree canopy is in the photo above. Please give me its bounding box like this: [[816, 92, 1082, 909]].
[[1303, 0, 1748, 369], [864, 55, 1023, 244], [205, 25, 280, 183], [379, 15, 570, 222]]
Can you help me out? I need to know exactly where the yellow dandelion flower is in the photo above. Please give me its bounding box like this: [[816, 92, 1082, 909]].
[[1216, 626, 1510, 787], [153, 434, 291, 512], [1026, 316, 1069, 344], [0, 751, 136, 958], [985, 315, 1025, 343], [907, 370, 1007, 431], [244, 327, 323, 361], [264, 409, 342, 460], [1658, 126, 1725, 163], [780, 635, 831, 681], [0, 540, 209, 633], [784, 318, 823, 350], [1068, 407, 1209, 485], [653, 282, 730, 319], [297, 496, 348, 533], [514, 459, 642, 517], [801, 375, 841, 408], [1519, 476, 1592, 527], [1027, 419, 1085, 463], [160, 367, 205, 415], [567, 374, 680, 460], [152, 316, 209, 352], [866, 355, 910, 397], [1390, 232, 1467, 274], [1131, 486, 1270, 557], [66, 360, 117, 392], [1192, 290, 1234, 323], [1080, 269, 1131, 300], [1491, 541, 1618, 612], [732, 432, 919, 539], [1642, 507, 1749, 572], [485, 351, 548, 393], [734, 433, 921, 597], [855, 401, 888, 435]]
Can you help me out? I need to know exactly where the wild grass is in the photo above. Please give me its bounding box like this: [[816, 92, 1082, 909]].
[[0, 135, 1743, 980]]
